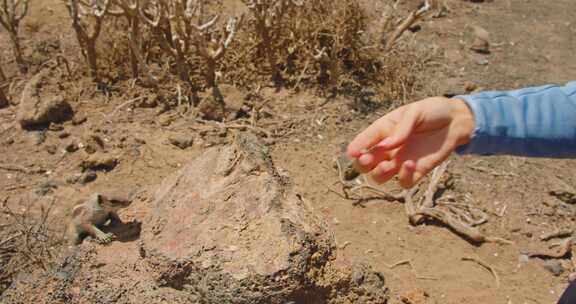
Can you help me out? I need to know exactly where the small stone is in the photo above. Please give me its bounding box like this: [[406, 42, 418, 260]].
[[401, 289, 434, 304], [58, 131, 70, 139], [157, 114, 175, 127], [66, 173, 81, 184], [543, 260, 564, 276], [72, 114, 87, 126], [49, 124, 64, 131], [198, 95, 226, 122], [80, 153, 118, 172], [30, 131, 46, 145], [168, 134, 194, 149], [36, 180, 59, 196], [470, 25, 490, 54], [4, 138, 14, 145], [477, 59, 489, 66], [65, 142, 79, 153], [137, 95, 158, 108], [45, 144, 58, 155], [79, 172, 97, 184]]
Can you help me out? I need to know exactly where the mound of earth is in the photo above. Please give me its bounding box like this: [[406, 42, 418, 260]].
[[1, 134, 387, 304]]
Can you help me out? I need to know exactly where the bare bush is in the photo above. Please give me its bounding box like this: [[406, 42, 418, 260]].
[[241, 0, 303, 86], [65, 0, 111, 82], [194, 15, 242, 88], [0, 0, 29, 73], [0, 197, 63, 293]]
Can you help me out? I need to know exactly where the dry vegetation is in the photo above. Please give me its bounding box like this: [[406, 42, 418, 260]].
[[0, 0, 437, 112], [0, 0, 438, 296], [0, 197, 63, 293]]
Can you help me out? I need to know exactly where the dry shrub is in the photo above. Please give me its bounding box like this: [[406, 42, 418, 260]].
[[0, 197, 64, 294], [223, 0, 433, 100], [58, 0, 434, 104]]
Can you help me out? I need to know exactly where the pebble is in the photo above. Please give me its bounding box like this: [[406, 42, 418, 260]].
[[168, 135, 194, 149], [36, 180, 59, 196], [45, 144, 58, 155]]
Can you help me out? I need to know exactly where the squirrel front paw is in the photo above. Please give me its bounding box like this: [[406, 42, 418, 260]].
[[95, 232, 116, 244]]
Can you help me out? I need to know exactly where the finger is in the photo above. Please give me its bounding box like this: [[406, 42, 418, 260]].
[[379, 107, 420, 151], [403, 144, 453, 188], [353, 146, 393, 173], [370, 160, 400, 184], [346, 116, 396, 159], [398, 160, 417, 189]]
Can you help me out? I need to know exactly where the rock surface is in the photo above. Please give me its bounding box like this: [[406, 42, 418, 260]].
[[17, 70, 73, 129], [1, 134, 388, 304]]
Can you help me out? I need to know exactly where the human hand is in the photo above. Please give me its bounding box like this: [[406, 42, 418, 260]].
[[346, 97, 475, 188]]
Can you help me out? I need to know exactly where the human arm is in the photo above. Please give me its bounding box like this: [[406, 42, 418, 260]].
[[455, 81, 576, 158], [347, 81, 576, 188]]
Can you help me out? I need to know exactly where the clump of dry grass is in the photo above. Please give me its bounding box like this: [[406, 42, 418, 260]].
[[0, 197, 63, 294]]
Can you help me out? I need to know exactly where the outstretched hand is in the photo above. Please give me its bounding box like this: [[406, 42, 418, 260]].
[[346, 97, 475, 189]]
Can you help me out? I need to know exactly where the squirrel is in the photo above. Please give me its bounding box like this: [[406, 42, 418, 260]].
[[67, 192, 132, 245]]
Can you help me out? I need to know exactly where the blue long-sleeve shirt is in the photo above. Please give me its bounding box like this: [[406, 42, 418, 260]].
[[454, 81, 576, 158]]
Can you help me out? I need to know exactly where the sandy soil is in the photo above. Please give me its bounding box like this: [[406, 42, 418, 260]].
[[1, 0, 576, 303]]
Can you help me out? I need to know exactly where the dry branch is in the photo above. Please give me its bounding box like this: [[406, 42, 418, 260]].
[[0, 0, 29, 72], [193, 15, 242, 88], [241, 0, 303, 86], [110, 0, 158, 86], [65, 0, 111, 82], [383, 0, 432, 52], [404, 162, 512, 245], [461, 256, 500, 288], [0, 60, 7, 104]]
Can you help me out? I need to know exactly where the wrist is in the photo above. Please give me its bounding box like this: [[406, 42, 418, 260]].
[[450, 98, 476, 146]]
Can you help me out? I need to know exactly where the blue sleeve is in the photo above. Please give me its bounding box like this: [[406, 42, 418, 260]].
[[454, 81, 576, 158]]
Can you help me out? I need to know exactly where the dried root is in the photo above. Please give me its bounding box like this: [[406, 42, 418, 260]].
[[405, 161, 512, 245]]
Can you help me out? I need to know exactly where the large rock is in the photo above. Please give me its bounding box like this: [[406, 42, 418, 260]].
[[1, 134, 388, 304], [17, 70, 72, 129]]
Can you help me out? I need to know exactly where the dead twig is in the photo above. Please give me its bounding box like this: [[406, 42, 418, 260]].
[[528, 237, 573, 259], [540, 229, 573, 241], [462, 256, 500, 288], [404, 162, 512, 245], [385, 259, 437, 280]]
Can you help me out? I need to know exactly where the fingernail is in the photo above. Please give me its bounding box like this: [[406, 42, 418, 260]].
[[358, 153, 373, 166], [376, 137, 393, 148]]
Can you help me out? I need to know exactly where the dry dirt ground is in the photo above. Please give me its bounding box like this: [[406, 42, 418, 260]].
[[1, 0, 576, 303]]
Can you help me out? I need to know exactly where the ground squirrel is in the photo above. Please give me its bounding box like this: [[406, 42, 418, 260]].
[[67, 192, 132, 245]]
